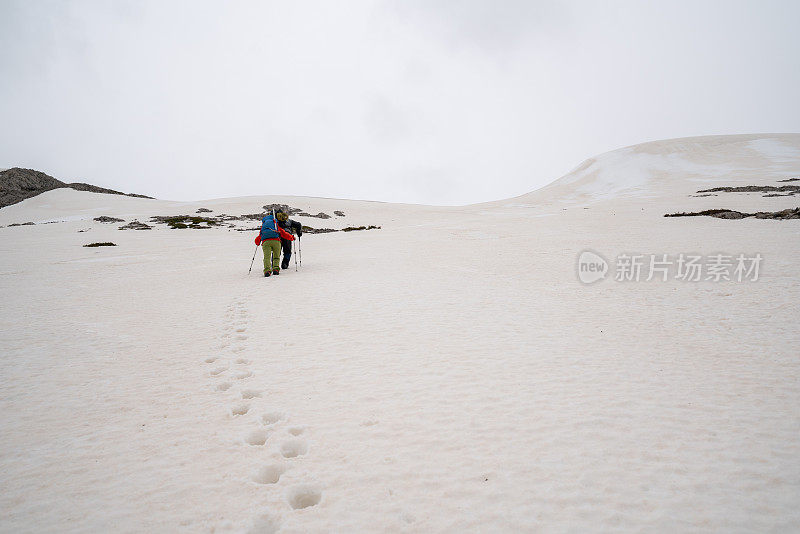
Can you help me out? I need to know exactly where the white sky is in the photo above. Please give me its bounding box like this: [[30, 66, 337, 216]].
[[1, 0, 798, 205]]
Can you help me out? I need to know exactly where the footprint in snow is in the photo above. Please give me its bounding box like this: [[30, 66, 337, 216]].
[[233, 370, 253, 380], [210, 366, 228, 376], [241, 389, 261, 399], [231, 404, 250, 416], [280, 439, 308, 458], [216, 382, 232, 391], [287, 485, 322, 509], [261, 412, 285, 426], [252, 464, 285, 484], [245, 428, 269, 446]]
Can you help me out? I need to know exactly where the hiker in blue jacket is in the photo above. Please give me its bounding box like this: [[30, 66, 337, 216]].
[[254, 211, 294, 277]]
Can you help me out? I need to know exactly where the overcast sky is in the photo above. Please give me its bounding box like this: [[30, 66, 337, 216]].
[[1, 0, 798, 204]]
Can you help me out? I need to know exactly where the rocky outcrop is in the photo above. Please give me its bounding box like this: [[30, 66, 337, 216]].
[[0, 167, 153, 208], [696, 185, 800, 196], [118, 220, 152, 230], [665, 207, 800, 220]]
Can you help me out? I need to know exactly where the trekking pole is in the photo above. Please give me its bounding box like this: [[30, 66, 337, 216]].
[[248, 244, 258, 274], [298, 236, 302, 267], [294, 239, 298, 271]]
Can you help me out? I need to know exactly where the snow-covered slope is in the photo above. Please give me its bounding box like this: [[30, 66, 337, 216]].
[[1, 135, 798, 533], [504, 133, 800, 211]]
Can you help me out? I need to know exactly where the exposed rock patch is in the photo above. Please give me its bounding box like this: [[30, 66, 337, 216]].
[[301, 226, 338, 234], [342, 225, 381, 232], [298, 211, 331, 219], [94, 216, 125, 223], [696, 185, 800, 196], [84, 242, 117, 247], [67, 182, 152, 198], [0, 167, 153, 208], [665, 207, 800, 220], [118, 220, 152, 230], [150, 215, 219, 229], [302, 225, 380, 234]]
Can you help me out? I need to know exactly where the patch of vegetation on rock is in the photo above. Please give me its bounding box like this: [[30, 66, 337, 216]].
[[119, 220, 152, 230], [238, 213, 264, 221], [151, 215, 219, 229], [301, 226, 338, 234], [298, 211, 331, 219]]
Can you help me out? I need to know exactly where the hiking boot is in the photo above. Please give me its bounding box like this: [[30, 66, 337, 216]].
[[281, 261, 289, 270], [272, 269, 280, 276], [264, 271, 271, 277]]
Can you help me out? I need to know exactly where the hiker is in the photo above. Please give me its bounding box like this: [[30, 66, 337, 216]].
[[255, 211, 294, 277], [275, 209, 303, 269]]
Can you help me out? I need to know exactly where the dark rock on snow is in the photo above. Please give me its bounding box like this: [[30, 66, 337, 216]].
[[696, 185, 800, 196], [118, 220, 153, 230], [665, 207, 800, 220], [0, 167, 153, 208]]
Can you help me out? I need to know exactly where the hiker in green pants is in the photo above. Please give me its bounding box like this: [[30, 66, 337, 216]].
[[262, 239, 281, 275], [255, 210, 295, 277]]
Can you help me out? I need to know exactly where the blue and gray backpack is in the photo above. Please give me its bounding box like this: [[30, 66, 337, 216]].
[[260, 212, 280, 240]]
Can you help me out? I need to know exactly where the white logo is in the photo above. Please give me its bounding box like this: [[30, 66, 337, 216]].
[[577, 250, 608, 284]]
